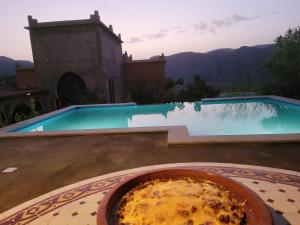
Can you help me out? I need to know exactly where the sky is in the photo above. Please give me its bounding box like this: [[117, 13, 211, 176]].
[[1, 0, 300, 61]]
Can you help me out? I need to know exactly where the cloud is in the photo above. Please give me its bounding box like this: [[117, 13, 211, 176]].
[[127, 37, 143, 44], [159, 28, 169, 33], [232, 14, 259, 22], [209, 28, 216, 34], [129, 12, 267, 42], [127, 13, 263, 41], [212, 19, 232, 27], [212, 14, 259, 28], [262, 10, 279, 16], [174, 26, 186, 33], [193, 22, 208, 31], [128, 28, 170, 43], [143, 30, 168, 39]]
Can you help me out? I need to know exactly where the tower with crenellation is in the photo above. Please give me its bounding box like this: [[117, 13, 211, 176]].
[[26, 10, 124, 104]]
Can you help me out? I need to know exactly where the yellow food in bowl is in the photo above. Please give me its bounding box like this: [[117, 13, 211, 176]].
[[117, 178, 245, 225]]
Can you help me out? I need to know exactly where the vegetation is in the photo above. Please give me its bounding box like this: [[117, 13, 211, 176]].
[[13, 98, 40, 123], [0, 76, 17, 88], [0, 113, 5, 128], [86, 88, 106, 104], [263, 27, 300, 99], [130, 75, 220, 104], [164, 77, 184, 90], [177, 75, 220, 101], [130, 82, 163, 104]]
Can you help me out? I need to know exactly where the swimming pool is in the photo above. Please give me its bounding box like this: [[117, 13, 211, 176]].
[[9, 97, 300, 136]]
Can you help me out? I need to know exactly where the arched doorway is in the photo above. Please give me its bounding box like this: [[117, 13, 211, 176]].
[[12, 103, 31, 123], [33, 98, 43, 113], [0, 111, 6, 127], [57, 72, 87, 106]]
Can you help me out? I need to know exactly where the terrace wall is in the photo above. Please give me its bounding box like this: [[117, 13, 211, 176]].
[[123, 57, 166, 97]]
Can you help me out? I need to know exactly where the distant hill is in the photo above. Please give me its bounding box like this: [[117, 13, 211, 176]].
[[165, 44, 275, 89], [0, 56, 33, 77], [1, 44, 275, 89]]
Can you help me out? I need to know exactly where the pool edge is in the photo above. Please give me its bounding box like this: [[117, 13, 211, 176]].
[[1, 96, 300, 144]]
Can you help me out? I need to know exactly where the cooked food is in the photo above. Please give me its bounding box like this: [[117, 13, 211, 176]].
[[117, 178, 246, 225]]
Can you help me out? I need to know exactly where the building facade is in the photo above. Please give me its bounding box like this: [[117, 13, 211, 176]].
[[123, 53, 166, 97], [26, 11, 124, 104], [0, 11, 167, 126], [15, 11, 166, 106]]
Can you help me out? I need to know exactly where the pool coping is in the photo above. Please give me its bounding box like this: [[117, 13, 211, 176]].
[[0, 102, 137, 133], [1, 95, 300, 144]]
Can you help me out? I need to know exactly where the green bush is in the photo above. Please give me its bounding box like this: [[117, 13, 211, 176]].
[[130, 75, 220, 104], [263, 27, 300, 99], [175, 75, 220, 102], [0, 113, 5, 128], [13, 98, 40, 123], [130, 82, 163, 104]]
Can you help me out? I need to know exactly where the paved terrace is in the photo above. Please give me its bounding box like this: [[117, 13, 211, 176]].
[[0, 132, 300, 214]]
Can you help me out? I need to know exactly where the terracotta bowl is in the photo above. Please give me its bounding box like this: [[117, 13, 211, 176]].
[[97, 168, 272, 225]]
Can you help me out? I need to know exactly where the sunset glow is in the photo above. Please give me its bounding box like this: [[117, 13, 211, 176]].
[[1, 0, 300, 60]]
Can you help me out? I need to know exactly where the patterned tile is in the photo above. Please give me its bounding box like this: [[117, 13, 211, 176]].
[[71, 212, 78, 217], [68, 212, 96, 225], [294, 201, 300, 209], [275, 209, 284, 215], [286, 190, 300, 201], [288, 199, 295, 203], [284, 212, 300, 225], [47, 213, 72, 225], [0, 163, 299, 225]]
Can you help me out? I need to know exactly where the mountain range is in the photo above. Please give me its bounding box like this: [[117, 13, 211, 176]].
[[164, 44, 275, 88], [0, 56, 33, 77], [1, 44, 275, 89]]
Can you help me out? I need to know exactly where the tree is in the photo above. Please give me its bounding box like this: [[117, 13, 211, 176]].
[[263, 27, 300, 98], [13, 98, 41, 123], [129, 76, 219, 104], [0, 113, 5, 128], [164, 77, 184, 90], [180, 75, 220, 101], [130, 81, 162, 104]]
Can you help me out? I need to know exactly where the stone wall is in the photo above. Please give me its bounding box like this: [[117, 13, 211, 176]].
[[123, 58, 166, 96], [16, 68, 38, 88], [0, 90, 53, 125], [26, 11, 123, 103], [101, 27, 124, 102]]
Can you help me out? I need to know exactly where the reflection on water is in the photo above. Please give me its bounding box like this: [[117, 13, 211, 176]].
[[30, 125, 44, 132], [210, 102, 277, 123], [17, 99, 300, 135], [261, 104, 300, 132], [193, 102, 201, 112]]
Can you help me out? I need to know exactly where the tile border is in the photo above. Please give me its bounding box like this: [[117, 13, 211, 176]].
[[0, 163, 299, 224]]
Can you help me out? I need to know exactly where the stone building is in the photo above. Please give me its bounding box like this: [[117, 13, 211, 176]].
[[123, 53, 166, 96], [26, 10, 124, 104], [0, 10, 167, 127], [0, 88, 51, 125]]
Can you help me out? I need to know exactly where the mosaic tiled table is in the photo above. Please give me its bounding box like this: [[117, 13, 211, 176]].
[[0, 163, 300, 225]]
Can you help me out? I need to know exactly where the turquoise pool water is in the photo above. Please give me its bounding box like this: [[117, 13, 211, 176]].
[[12, 98, 300, 136]]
